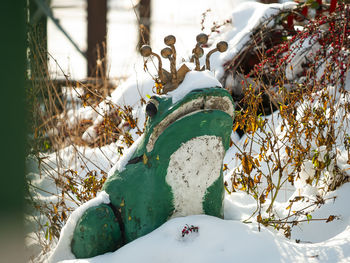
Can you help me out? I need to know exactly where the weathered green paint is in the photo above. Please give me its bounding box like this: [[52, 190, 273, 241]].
[[72, 87, 234, 258], [104, 161, 174, 242], [203, 175, 225, 217], [71, 204, 122, 258]]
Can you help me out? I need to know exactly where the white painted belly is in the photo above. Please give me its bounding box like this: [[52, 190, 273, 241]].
[[165, 135, 225, 218]]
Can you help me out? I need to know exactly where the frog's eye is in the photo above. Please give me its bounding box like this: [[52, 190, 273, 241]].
[[146, 98, 159, 118]]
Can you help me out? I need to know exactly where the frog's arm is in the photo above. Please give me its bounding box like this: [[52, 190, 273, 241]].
[[71, 203, 123, 258], [103, 162, 174, 243], [71, 172, 126, 258]]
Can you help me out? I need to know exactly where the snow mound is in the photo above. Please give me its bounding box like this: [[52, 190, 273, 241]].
[[56, 213, 350, 263]]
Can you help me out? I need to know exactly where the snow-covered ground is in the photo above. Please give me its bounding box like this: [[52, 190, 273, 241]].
[[27, 1, 350, 262], [59, 213, 350, 263]]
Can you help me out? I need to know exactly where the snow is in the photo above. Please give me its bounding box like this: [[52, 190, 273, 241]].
[[55, 214, 350, 263], [168, 69, 222, 104], [211, 1, 297, 79], [285, 34, 321, 80], [289, 183, 350, 243]]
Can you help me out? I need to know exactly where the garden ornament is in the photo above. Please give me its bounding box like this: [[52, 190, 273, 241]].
[[70, 34, 234, 258]]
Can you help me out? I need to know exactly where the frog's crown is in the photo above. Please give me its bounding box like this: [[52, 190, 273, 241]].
[[140, 33, 228, 94]]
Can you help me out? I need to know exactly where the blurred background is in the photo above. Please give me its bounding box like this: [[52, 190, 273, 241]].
[[30, 0, 280, 81], [47, 0, 240, 80]]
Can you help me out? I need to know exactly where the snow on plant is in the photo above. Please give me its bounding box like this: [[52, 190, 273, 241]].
[[224, 1, 350, 238]]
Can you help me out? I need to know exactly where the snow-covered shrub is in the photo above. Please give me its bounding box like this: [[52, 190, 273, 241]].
[[224, 2, 350, 237]]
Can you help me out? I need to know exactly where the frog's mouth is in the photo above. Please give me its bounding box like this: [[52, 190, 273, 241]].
[[146, 94, 234, 152]]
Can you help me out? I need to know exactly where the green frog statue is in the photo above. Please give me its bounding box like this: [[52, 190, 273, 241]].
[[53, 34, 234, 260]]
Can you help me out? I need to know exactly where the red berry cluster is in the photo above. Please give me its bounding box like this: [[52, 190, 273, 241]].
[[181, 224, 199, 237]]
